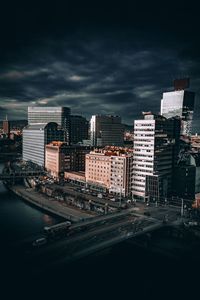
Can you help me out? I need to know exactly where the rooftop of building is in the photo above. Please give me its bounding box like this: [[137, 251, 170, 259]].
[[46, 142, 93, 149], [70, 115, 88, 119], [91, 114, 121, 120], [64, 171, 85, 177], [191, 135, 200, 142], [92, 114, 120, 117], [142, 112, 167, 121], [23, 122, 59, 130], [178, 149, 200, 167], [174, 78, 190, 91], [88, 146, 133, 157], [28, 106, 70, 111], [46, 141, 66, 147]]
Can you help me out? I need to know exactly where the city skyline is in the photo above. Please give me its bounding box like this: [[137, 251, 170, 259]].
[[0, 2, 199, 130], [1, 2, 200, 296]]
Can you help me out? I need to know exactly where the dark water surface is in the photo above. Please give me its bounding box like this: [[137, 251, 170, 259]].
[[0, 163, 199, 299]]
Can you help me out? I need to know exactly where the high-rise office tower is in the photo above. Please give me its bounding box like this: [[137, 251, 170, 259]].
[[70, 115, 89, 144], [132, 112, 181, 201], [160, 78, 195, 135], [23, 122, 64, 166], [3, 115, 10, 136], [28, 107, 71, 144], [90, 115, 124, 147]]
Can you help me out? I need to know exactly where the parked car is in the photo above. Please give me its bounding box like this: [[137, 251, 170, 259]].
[[32, 237, 47, 247]]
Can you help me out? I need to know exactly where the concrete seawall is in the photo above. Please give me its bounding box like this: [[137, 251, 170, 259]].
[[7, 185, 94, 222]]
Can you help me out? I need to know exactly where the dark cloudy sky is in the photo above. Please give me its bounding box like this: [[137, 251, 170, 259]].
[[0, 1, 199, 130]]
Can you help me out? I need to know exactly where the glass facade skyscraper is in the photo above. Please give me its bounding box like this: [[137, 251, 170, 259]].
[[90, 115, 124, 147], [23, 122, 64, 166], [70, 115, 89, 144], [160, 90, 195, 135], [28, 107, 71, 144]]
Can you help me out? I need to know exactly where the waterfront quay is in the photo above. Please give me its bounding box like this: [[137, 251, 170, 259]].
[[2, 161, 200, 267], [2, 171, 200, 267], [9, 185, 95, 222]]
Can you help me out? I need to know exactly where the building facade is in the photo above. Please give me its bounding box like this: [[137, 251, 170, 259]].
[[45, 142, 92, 178], [45, 141, 66, 178], [85, 147, 133, 196], [28, 107, 71, 144], [23, 122, 64, 167], [173, 151, 200, 200], [64, 145, 92, 172], [132, 113, 180, 201], [70, 115, 89, 144], [90, 115, 124, 147], [160, 79, 195, 135], [190, 134, 200, 152], [86, 151, 111, 191], [109, 153, 133, 197], [64, 171, 86, 186]]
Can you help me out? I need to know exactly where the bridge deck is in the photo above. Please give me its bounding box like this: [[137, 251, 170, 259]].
[[23, 206, 182, 271]]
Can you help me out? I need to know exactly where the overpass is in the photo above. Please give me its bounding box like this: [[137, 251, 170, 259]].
[[25, 205, 183, 271]]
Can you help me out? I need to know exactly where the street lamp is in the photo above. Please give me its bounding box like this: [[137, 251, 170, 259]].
[[117, 174, 122, 208], [181, 198, 184, 217], [104, 203, 108, 215], [132, 191, 136, 205], [117, 186, 122, 208]]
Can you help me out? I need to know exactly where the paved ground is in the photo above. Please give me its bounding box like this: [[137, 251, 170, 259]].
[[61, 184, 122, 208], [25, 213, 159, 271], [11, 185, 95, 221], [11, 185, 188, 269]]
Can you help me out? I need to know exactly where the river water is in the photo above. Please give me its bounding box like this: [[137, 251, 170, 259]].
[[0, 164, 62, 244], [0, 163, 199, 298]]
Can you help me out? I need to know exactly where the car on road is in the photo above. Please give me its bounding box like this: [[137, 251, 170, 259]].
[[126, 232, 133, 237], [32, 237, 47, 247]]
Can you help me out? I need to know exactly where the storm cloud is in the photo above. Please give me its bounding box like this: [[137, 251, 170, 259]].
[[0, 1, 199, 131]]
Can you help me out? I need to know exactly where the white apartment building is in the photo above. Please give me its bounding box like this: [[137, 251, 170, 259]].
[[132, 113, 179, 201], [132, 117, 155, 200]]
